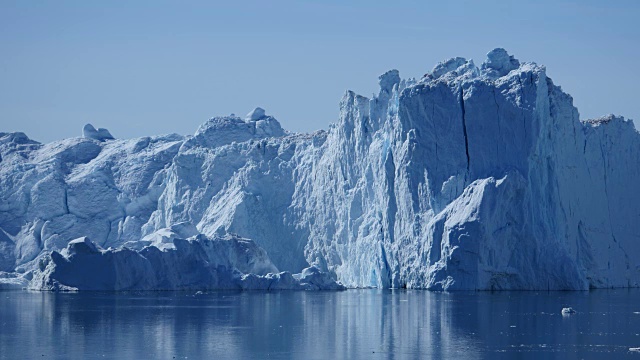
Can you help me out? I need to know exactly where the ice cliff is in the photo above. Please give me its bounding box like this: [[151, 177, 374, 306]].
[[1, 48, 639, 291]]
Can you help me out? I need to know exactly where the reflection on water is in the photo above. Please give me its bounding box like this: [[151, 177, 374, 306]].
[[0, 289, 639, 359]]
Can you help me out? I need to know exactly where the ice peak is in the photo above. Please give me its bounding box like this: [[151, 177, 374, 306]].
[[482, 48, 520, 77], [378, 70, 401, 94], [246, 107, 267, 121], [0, 132, 38, 146], [431, 57, 468, 79]]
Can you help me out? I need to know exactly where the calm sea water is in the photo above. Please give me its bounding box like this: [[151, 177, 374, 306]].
[[1, 289, 639, 359]]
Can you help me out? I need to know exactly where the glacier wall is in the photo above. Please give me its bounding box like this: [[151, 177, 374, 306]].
[[1, 48, 639, 290]]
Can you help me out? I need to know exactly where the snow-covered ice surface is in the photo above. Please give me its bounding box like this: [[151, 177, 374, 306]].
[[1, 48, 639, 291]]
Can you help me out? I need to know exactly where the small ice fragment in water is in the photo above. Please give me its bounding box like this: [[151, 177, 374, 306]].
[[561, 307, 576, 315], [629, 347, 640, 352]]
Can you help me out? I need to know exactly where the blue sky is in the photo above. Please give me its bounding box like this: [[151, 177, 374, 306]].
[[1, 0, 639, 142]]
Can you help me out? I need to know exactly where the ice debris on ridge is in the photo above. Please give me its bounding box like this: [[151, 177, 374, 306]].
[[481, 47, 520, 77], [582, 113, 630, 127], [431, 57, 468, 79], [246, 107, 266, 121], [82, 123, 114, 141], [1, 48, 640, 291], [189, 107, 285, 148]]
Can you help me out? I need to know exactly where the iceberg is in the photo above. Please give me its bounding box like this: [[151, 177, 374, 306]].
[[1, 48, 639, 291]]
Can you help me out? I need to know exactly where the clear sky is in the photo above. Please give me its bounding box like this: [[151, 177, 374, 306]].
[[1, 0, 639, 143]]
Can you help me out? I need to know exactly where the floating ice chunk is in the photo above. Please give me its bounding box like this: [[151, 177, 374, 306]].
[[241, 267, 345, 291], [630, 347, 640, 352], [246, 107, 266, 121], [29, 235, 271, 290], [241, 272, 300, 290], [0, 272, 29, 289], [561, 307, 576, 315], [296, 266, 344, 290], [82, 123, 114, 141], [27, 234, 343, 291]]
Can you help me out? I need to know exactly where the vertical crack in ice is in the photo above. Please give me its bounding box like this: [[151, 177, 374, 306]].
[[63, 187, 70, 214], [431, 102, 438, 172], [598, 136, 614, 241], [598, 134, 631, 273], [460, 87, 470, 172], [492, 87, 501, 161], [516, 75, 528, 144], [380, 243, 391, 287], [33, 220, 43, 251], [103, 220, 113, 248], [384, 148, 397, 245]]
